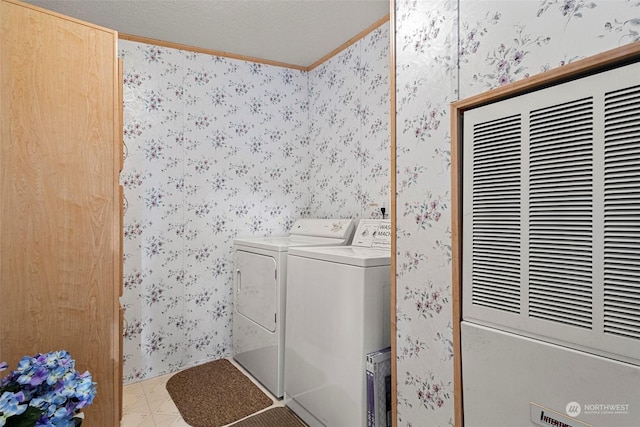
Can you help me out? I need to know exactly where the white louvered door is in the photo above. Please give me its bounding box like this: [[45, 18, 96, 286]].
[[462, 61, 640, 365]]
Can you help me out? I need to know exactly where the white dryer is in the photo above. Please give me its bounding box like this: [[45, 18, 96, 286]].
[[285, 219, 391, 427], [233, 218, 356, 398]]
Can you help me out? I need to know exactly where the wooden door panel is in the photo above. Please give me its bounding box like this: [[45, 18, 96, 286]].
[[1, 1, 121, 425]]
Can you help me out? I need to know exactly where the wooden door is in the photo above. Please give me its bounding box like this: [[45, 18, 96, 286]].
[[0, 1, 121, 425]]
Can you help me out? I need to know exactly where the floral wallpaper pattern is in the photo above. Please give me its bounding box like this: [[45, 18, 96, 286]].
[[394, 1, 458, 425], [117, 0, 639, 422], [394, 0, 640, 425], [119, 24, 389, 383], [309, 25, 391, 218]]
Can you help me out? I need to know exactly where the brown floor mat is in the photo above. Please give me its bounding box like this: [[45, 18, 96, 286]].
[[166, 359, 272, 427], [230, 406, 308, 427]]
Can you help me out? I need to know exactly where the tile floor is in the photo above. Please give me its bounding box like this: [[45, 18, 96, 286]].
[[120, 358, 284, 427]]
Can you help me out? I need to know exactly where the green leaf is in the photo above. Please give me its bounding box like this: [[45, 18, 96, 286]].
[[5, 407, 44, 427]]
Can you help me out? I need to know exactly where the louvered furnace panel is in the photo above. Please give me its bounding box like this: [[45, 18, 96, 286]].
[[461, 61, 640, 427]]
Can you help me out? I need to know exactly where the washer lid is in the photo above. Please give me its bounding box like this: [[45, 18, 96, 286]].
[[234, 235, 351, 252], [233, 218, 356, 252], [288, 246, 390, 267]]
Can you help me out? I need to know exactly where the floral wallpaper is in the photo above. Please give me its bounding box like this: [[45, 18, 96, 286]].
[[309, 25, 391, 218], [394, 0, 640, 425], [118, 23, 389, 383]]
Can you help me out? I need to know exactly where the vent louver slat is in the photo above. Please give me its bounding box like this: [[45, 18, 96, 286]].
[[604, 84, 640, 341], [528, 98, 594, 329], [472, 115, 521, 313], [464, 63, 640, 364]]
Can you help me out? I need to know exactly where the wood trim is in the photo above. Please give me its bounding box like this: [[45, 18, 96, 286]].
[[451, 100, 464, 427], [306, 14, 391, 71], [388, 0, 397, 424], [450, 40, 640, 427], [120, 15, 390, 72], [451, 41, 640, 112], [118, 33, 308, 71]]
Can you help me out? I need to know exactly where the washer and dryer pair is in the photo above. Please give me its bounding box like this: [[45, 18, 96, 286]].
[[232, 218, 356, 398]]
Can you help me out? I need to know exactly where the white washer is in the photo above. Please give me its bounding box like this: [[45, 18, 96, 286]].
[[285, 219, 391, 427], [233, 218, 356, 398]]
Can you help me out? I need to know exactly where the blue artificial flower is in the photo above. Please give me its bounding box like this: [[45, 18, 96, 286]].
[[0, 391, 28, 425], [0, 351, 96, 426], [31, 367, 49, 387], [34, 414, 55, 427]]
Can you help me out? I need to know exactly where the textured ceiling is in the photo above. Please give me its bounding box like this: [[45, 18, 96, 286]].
[[22, 0, 390, 68]]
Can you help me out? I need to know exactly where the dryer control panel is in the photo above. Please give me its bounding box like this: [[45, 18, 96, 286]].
[[290, 218, 356, 240]]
